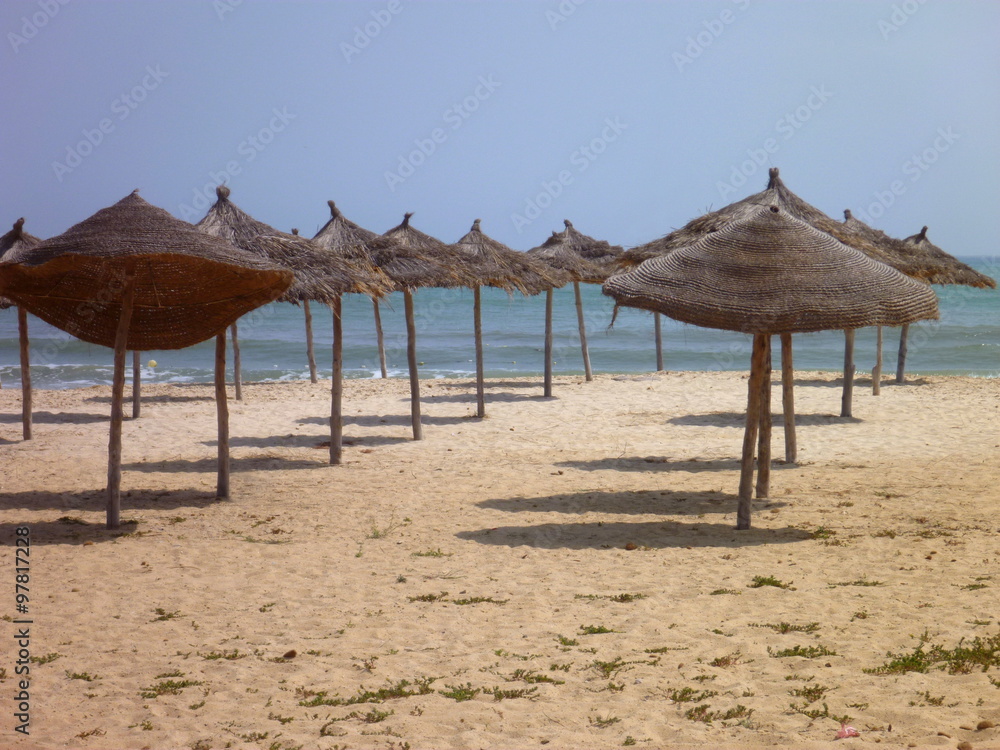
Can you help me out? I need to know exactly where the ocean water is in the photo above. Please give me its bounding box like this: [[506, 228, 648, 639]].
[[1, 258, 996, 390]]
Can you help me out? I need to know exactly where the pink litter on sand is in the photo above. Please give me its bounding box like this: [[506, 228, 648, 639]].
[[836, 723, 861, 739]]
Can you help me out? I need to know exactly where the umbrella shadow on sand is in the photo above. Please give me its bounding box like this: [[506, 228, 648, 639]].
[[201, 433, 410, 449], [415, 391, 551, 405], [297, 413, 472, 428], [0, 410, 108, 425], [668, 412, 862, 427], [123, 455, 325, 473], [554, 456, 797, 473], [791, 376, 931, 388], [477, 489, 790, 517], [86, 393, 214, 405]]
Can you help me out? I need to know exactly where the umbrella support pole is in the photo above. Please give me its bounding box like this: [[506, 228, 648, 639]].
[[373, 299, 388, 379], [573, 281, 592, 382], [18, 307, 31, 441], [107, 271, 137, 530], [779, 333, 796, 464], [404, 290, 422, 440], [132, 350, 141, 419], [304, 300, 318, 384], [215, 332, 230, 500], [737, 334, 768, 530], [544, 289, 554, 398], [755, 336, 772, 499], [474, 286, 486, 418], [654, 314, 664, 372], [841, 329, 855, 418], [330, 296, 343, 465], [896, 324, 908, 383], [873, 326, 883, 395], [231, 323, 242, 401]]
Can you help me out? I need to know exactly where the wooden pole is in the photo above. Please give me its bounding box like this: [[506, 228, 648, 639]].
[[573, 281, 593, 382], [373, 298, 388, 378], [474, 286, 486, 418], [215, 332, 230, 500], [896, 323, 909, 384], [654, 314, 664, 372], [841, 329, 855, 418], [107, 272, 137, 530], [756, 335, 773, 499], [304, 299, 318, 384], [404, 290, 422, 440], [330, 295, 344, 464], [873, 326, 883, 395], [230, 322, 243, 401], [131, 350, 141, 419], [737, 334, 768, 530], [18, 307, 31, 441], [544, 288, 554, 398], [779, 333, 796, 464]]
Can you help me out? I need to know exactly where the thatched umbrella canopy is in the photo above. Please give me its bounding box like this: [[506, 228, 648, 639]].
[[527, 230, 605, 396], [450, 218, 569, 416], [0, 190, 292, 528], [0, 218, 42, 440], [311, 201, 399, 380], [380, 212, 472, 440], [604, 204, 939, 529]]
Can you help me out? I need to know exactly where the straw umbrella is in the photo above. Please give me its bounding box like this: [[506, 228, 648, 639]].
[[526, 232, 604, 397], [895, 225, 996, 383], [449, 219, 569, 417], [311, 201, 398, 380], [288, 228, 319, 384], [604, 204, 938, 529], [381, 212, 474, 439], [0, 191, 292, 527], [0, 219, 42, 440], [196, 186, 382, 465]]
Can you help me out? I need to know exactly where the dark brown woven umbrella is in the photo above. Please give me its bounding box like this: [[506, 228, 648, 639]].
[[526, 231, 604, 397], [0, 190, 293, 528], [0, 218, 42, 440], [604, 204, 938, 530], [450, 219, 569, 416], [381, 212, 471, 439]]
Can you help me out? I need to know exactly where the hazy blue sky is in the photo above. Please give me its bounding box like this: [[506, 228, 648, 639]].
[[2, 0, 998, 257]]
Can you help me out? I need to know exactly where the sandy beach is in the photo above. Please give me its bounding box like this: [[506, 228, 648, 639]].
[[1, 370, 999, 750]]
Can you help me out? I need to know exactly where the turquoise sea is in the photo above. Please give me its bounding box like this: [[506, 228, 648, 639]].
[[1, 258, 996, 390]]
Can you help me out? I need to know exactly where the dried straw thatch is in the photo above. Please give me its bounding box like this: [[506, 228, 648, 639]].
[[310, 201, 394, 295], [557, 219, 624, 281], [381, 212, 476, 289], [0, 219, 42, 309], [0, 191, 292, 350], [527, 229, 605, 283], [605, 205, 939, 530], [196, 185, 381, 302], [901, 224, 995, 289]]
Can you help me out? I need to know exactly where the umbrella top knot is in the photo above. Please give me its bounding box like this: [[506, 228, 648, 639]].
[[402, 212, 413, 227], [327, 200, 341, 218], [216, 184, 231, 201]]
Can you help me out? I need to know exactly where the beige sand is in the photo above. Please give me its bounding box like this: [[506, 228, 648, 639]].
[[1, 370, 999, 750]]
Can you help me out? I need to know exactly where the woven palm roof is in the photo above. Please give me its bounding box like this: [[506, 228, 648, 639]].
[[558, 220, 624, 280], [380, 212, 475, 290], [0, 218, 41, 309], [0, 191, 292, 350], [450, 219, 569, 295], [901, 225, 995, 289], [310, 201, 395, 296], [196, 185, 379, 302], [618, 167, 883, 269], [526, 229, 604, 284], [604, 205, 939, 335]]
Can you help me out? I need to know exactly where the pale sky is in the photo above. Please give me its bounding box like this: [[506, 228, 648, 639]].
[[2, 0, 998, 257]]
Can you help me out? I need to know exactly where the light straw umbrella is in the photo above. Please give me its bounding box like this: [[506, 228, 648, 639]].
[[526, 232, 604, 397], [0, 191, 292, 527], [381, 212, 475, 439], [0, 219, 42, 440], [605, 205, 938, 529], [196, 186, 382, 465], [449, 219, 569, 416]]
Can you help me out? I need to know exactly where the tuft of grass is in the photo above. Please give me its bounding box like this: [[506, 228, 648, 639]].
[[29, 653, 63, 665], [200, 649, 246, 661], [710, 588, 741, 596], [151, 608, 181, 622], [406, 591, 448, 603], [412, 548, 451, 557], [57, 516, 88, 525], [865, 631, 1000, 675], [961, 583, 989, 591], [557, 635, 579, 646], [752, 622, 820, 634], [579, 624, 616, 635], [298, 677, 436, 707], [768, 645, 838, 659], [709, 652, 743, 668], [828, 577, 884, 587], [789, 701, 851, 722], [748, 575, 793, 590], [259, 602, 276, 613], [685, 704, 753, 724], [669, 687, 718, 703], [789, 683, 834, 703], [507, 669, 564, 685], [810, 527, 835, 540], [872, 529, 897, 539], [589, 714, 621, 728], [590, 657, 655, 679], [451, 596, 508, 606], [489, 685, 538, 701], [140, 678, 203, 699], [66, 671, 99, 681], [439, 683, 480, 702], [575, 593, 647, 603], [365, 513, 411, 540]]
